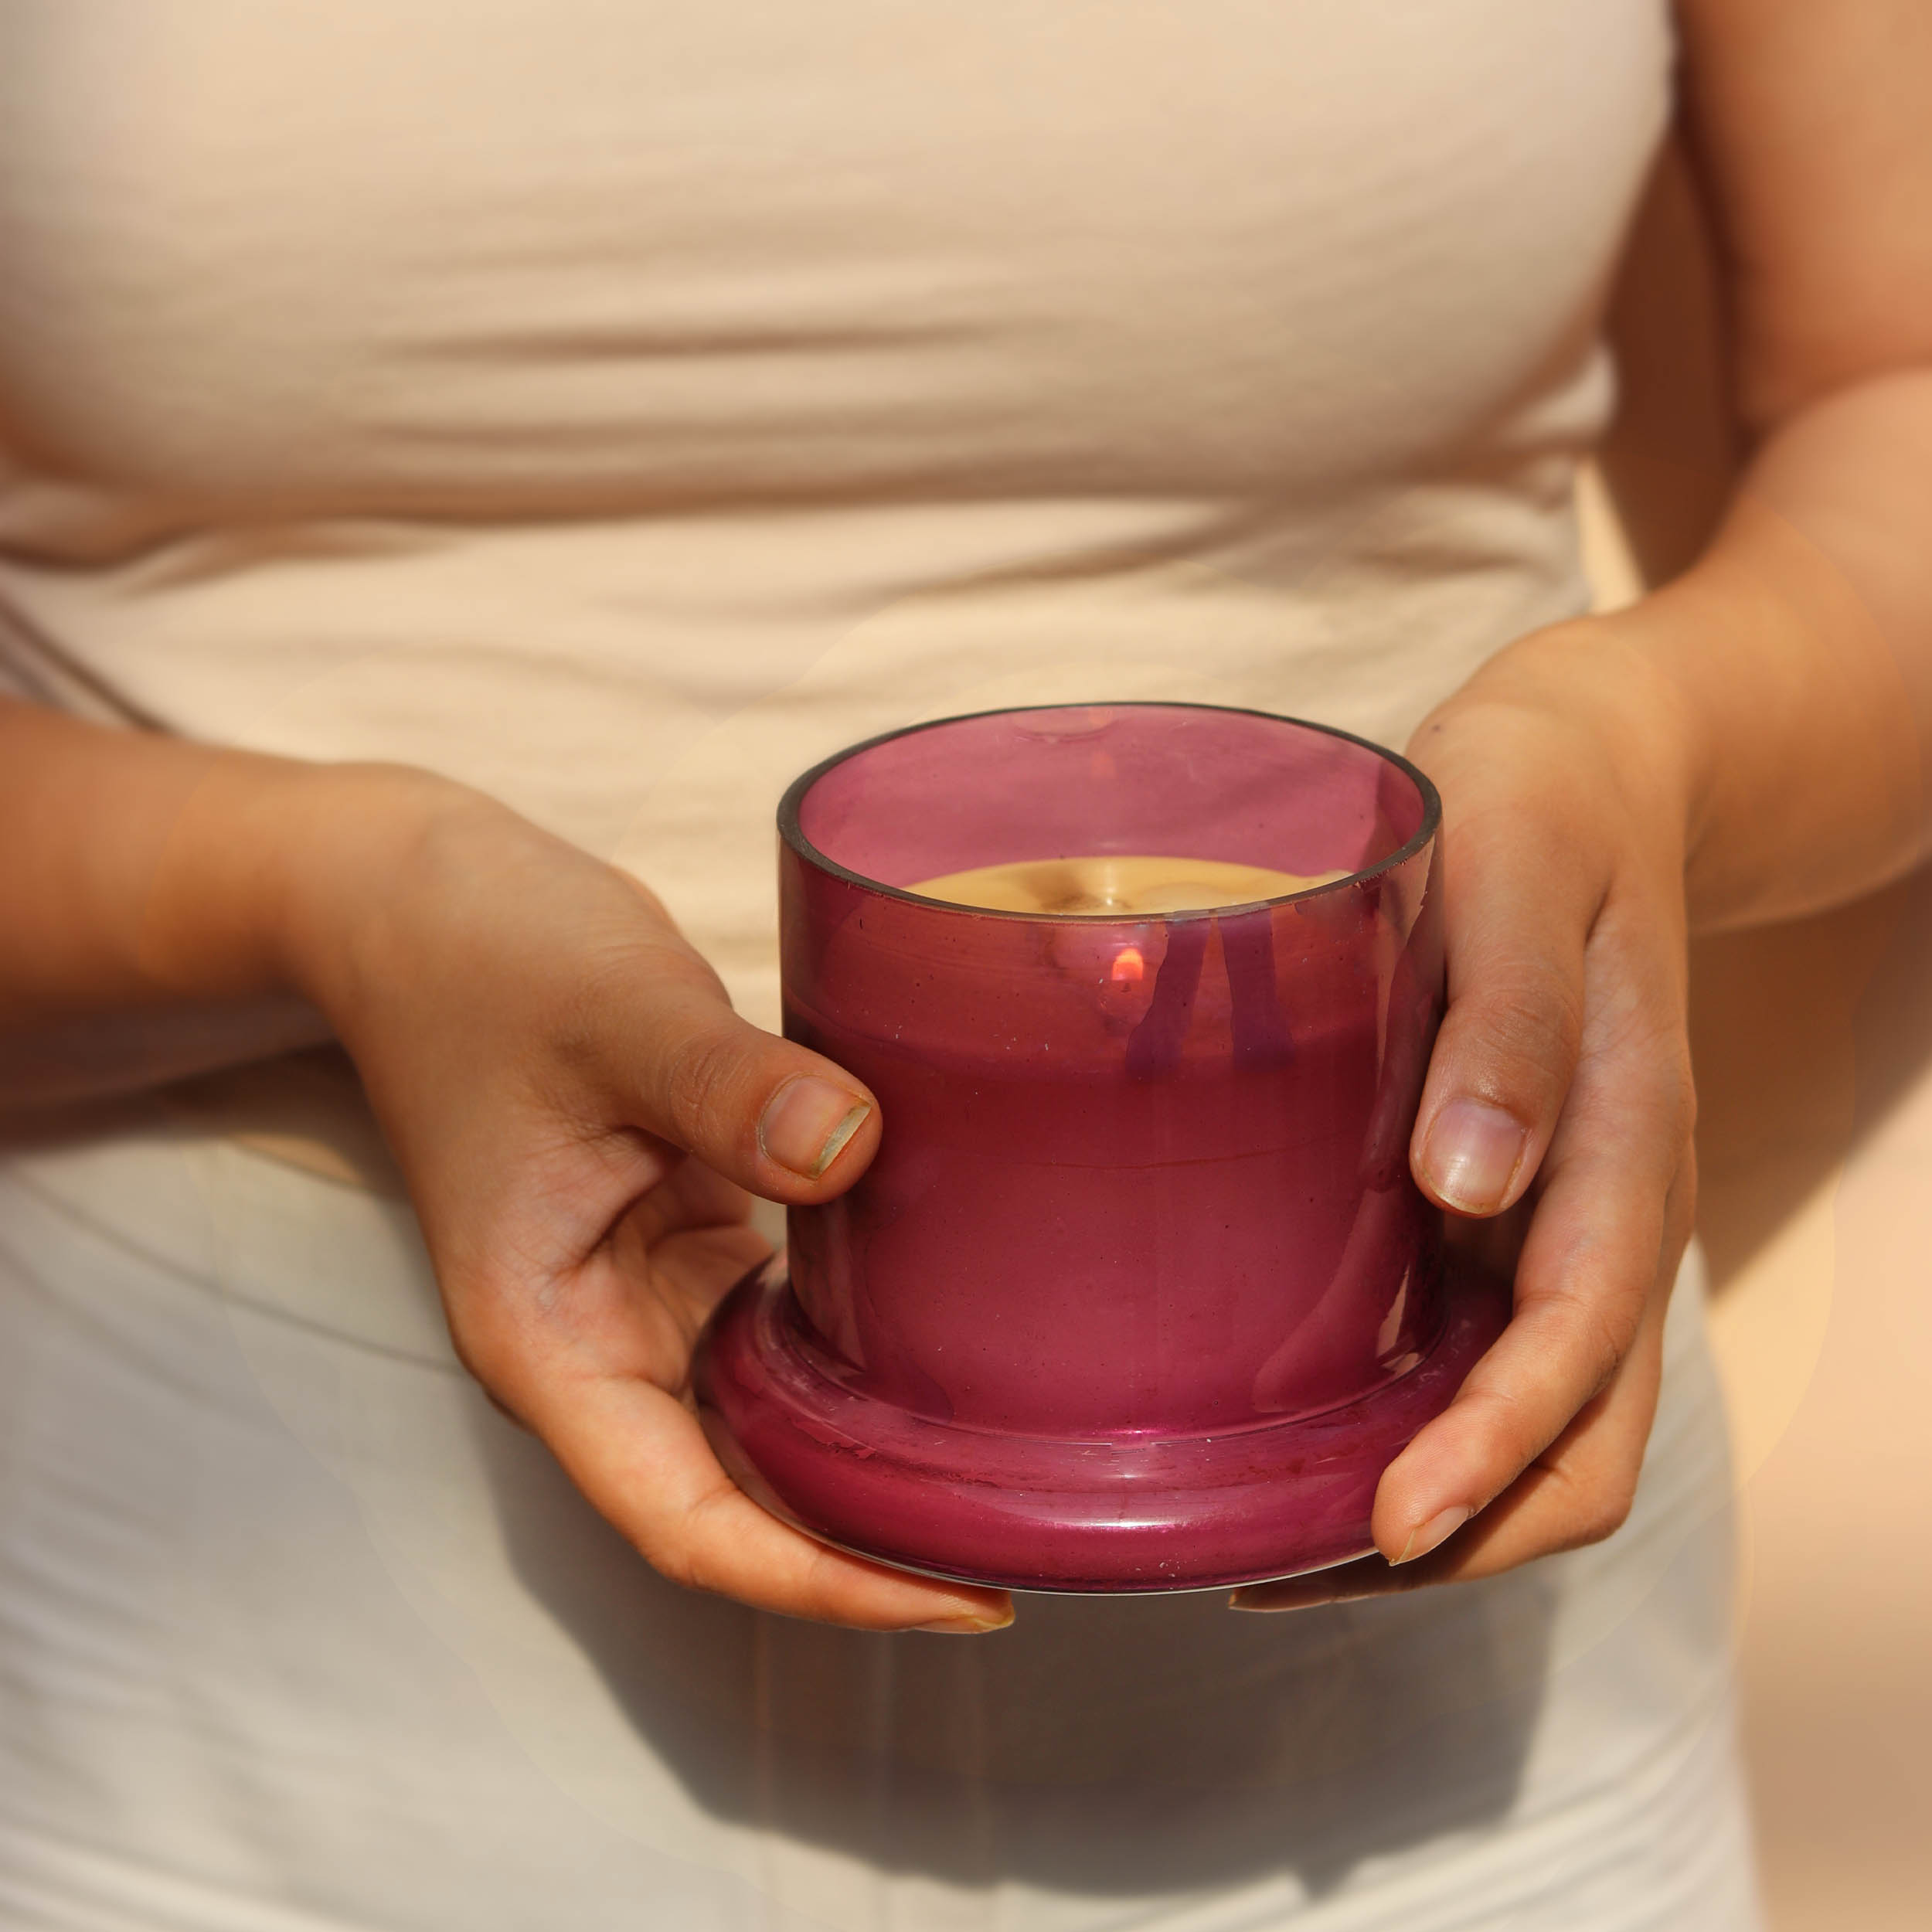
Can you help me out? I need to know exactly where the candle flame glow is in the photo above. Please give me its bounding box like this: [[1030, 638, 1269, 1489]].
[[1111, 946, 1145, 984]]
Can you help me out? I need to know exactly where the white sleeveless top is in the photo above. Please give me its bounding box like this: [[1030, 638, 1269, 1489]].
[[0, 5, 1761, 1927]]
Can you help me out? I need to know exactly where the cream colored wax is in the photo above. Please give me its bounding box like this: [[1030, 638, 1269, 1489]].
[[907, 854, 1347, 916]]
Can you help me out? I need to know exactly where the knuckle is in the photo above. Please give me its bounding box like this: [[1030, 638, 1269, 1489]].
[[1532, 1454, 1640, 1553], [442, 1256, 577, 1397], [552, 937, 728, 1090], [442, 1275, 521, 1386], [658, 1028, 750, 1151], [1535, 1279, 1636, 1398], [651, 1536, 705, 1594], [450, 1323, 539, 1423], [1456, 1379, 1549, 1473], [447, 1320, 498, 1388], [1461, 966, 1585, 1094], [551, 940, 667, 1070], [1590, 998, 1696, 1133], [653, 1488, 733, 1597], [480, 1386, 535, 1434], [1573, 1476, 1638, 1547]]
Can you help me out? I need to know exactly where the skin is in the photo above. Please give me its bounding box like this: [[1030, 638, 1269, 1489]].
[[4, 0, 1931, 1632]]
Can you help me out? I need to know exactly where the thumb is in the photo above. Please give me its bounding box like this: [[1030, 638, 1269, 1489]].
[[1409, 809, 1593, 1218], [600, 951, 880, 1206]]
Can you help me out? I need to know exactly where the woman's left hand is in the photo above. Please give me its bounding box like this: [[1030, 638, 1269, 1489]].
[[1236, 618, 1702, 1609]]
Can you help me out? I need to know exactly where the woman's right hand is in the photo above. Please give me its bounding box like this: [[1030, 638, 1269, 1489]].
[[264, 764, 1012, 1634]]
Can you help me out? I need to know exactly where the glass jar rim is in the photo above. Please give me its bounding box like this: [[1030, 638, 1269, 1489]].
[[777, 700, 1443, 923]]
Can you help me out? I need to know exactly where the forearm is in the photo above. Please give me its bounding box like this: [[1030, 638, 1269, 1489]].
[[1646, 368, 1932, 929], [0, 701, 437, 1104], [1, 702, 298, 1012], [1481, 369, 1932, 936]]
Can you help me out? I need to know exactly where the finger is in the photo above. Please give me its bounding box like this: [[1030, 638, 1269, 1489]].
[[465, 1176, 768, 1399], [455, 1202, 1012, 1631], [620, 1154, 758, 1255], [651, 1216, 779, 1359], [464, 1215, 1012, 1630], [1229, 1294, 1667, 1610], [577, 939, 882, 1206], [520, 1362, 1013, 1632], [1374, 944, 1693, 1565], [1407, 770, 1604, 1218]]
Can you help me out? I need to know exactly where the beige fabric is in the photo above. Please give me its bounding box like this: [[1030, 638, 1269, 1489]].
[[0, 1120, 1757, 1930], [1, 0, 1666, 1025]]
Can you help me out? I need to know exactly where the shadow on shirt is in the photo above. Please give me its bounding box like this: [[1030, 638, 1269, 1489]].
[[478, 1406, 1554, 1901]]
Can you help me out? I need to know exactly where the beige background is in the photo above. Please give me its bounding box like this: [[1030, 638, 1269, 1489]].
[[1723, 904, 1932, 1931], [1580, 460, 1932, 1930]]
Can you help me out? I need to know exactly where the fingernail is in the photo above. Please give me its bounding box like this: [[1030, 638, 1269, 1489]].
[[759, 1078, 871, 1179], [1422, 1099, 1528, 1213], [1394, 1505, 1472, 1565], [915, 1604, 1015, 1634]]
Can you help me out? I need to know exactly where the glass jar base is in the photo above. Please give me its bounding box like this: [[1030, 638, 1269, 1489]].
[[694, 1254, 1512, 1594]]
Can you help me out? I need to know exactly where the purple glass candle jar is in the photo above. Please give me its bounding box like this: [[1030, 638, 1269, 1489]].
[[695, 702, 1509, 1591]]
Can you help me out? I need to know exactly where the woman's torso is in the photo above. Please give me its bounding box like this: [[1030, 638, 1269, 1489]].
[[0, 7, 1762, 1928]]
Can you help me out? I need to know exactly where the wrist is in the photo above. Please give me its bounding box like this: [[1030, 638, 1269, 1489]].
[[1418, 613, 1708, 878], [253, 761, 496, 1026]]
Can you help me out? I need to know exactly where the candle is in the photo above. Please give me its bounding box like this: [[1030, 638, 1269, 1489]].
[[697, 702, 1508, 1592], [906, 854, 1347, 916]]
